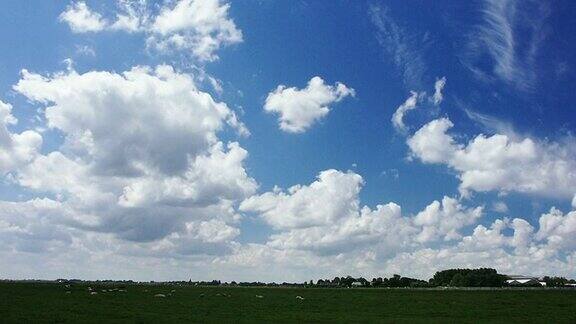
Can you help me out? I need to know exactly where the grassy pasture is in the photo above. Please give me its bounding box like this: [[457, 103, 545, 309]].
[[0, 282, 575, 323]]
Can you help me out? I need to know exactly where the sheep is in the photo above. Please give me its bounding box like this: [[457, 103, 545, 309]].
[[65, 291, 71, 294], [154, 294, 166, 298], [171, 289, 176, 293], [296, 296, 305, 300], [90, 292, 98, 295], [255, 295, 264, 299]]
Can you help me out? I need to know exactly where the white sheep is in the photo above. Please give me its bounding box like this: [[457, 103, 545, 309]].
[[255, 295, 264, 298], [296, 296, 305, 300], [154, 294, 166, 298]]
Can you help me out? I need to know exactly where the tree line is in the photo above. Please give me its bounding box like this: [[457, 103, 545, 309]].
[[50, 268, 576, 288]]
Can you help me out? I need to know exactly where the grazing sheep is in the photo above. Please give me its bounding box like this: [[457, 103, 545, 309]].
[[87, 287, 92, 291], [296, 296, 305, 300], [90, 292, 98, 295], [171, 289, 176, 293], [200, 293, 205, 298], [65, 291, 71, 294], [154, 294, 166, 298], [255, 295, 264, 299]]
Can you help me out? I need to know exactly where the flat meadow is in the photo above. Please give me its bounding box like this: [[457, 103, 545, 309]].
[[0, 282, 575, 323]]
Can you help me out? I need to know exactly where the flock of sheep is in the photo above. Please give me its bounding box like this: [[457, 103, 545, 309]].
[[64, 285, 306, 300]]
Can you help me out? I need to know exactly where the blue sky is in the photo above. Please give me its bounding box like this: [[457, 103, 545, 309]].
[[0, 0, 575, 281]]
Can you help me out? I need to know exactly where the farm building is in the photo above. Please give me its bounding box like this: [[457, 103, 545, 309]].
[[505, 275, 545, 286]]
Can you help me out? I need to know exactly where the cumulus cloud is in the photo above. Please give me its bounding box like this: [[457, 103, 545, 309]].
[[0, 100, 42, 175], [7, 64, 255, 250], [264, 77, 355, 133], [235, 169, 576, 279], [59, 0, 242, 62], [413, 196, 483, 243], [59, 2, 108, 33], [147, 0, 242, 61], [242, 169, 483, 255], [241, 170, 363, 229], [408, 117, 576, 200]]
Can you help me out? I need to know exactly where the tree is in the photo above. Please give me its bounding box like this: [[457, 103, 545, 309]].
[[450, 273, 467, 287], [431, 268, 505, 287]]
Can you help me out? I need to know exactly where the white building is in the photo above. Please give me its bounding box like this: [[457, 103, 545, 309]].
[[505, 275, 543, 286]]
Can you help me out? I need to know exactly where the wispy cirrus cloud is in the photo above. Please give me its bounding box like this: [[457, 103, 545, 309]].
[[368, 3, 428, 88], [463, 0, 550, 91]]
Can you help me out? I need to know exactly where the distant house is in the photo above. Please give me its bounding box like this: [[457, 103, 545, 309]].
[[505, 275, 543, 286], [351, 281, 364, 287]]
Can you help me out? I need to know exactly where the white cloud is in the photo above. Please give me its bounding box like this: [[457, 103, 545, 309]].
[[240, 169, 362, 229], [432, 77, 446, 105], [9, 65, 255, 248], [492, 201, 509, 213], [408, 117, 576, 200], [75, 45, 96, 57], [235, 169, 576, 280], [413, 196, 483, 243], [536, 208, 576, 250], [59, 2, 108, 33], [391, 78, 445, 134], [148, 0, 242, 61], [368, 3, 427, 87], [391, 91, 421, 133], [0, 100, 42, 175], [264, 76, 355, 133], [2, 160, 576, 280], [14, 65, 247, 176], [243, 169, 482, 254], [109, 0, 148, 33], [59, 0, 242, 62], [464, 0, 550, 90]]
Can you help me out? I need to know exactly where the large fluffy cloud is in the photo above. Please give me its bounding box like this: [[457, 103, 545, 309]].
[[407, 118, 576, 199], [240, 170, 362, 229], [234, 169, 576, 279], [6, 65, 255, 251], [15, 65, 246, 176], [148, 0, 242, 61], [264, 76, 355, 133], [59, 0, 242, 62], [242, 170, 483, 255]]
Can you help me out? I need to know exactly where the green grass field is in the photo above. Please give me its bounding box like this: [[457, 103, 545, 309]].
[[1, 282, 575, 323]]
